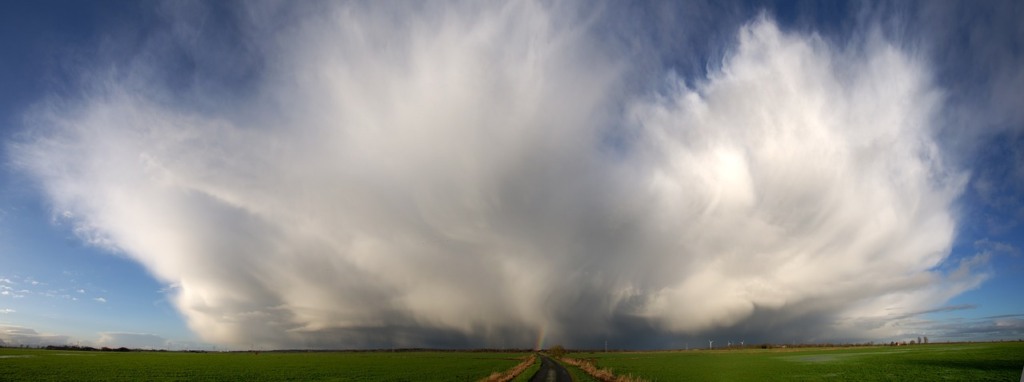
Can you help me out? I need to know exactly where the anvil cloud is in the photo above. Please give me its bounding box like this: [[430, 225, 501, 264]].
[[11, 2, 984, 348]]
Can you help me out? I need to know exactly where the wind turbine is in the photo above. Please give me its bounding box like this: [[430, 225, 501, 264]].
[[708, 340, 713, 350]]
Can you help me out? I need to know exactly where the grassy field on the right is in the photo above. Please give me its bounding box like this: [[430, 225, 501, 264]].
[[568, 342, 1024, 381]]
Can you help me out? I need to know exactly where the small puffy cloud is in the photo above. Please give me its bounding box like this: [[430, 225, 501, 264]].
[[93, 297, 107, 303], [0, 285, 27, 299], [0, 308, 14, 314]]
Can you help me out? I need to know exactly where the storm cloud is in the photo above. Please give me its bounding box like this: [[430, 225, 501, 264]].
[[10, 2, 996, 348]]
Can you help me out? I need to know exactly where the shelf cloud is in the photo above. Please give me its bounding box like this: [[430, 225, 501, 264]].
[[10, 2, 996, 348]]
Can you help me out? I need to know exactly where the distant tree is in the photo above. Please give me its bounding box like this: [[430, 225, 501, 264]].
[[548, 345, 566, 358], [917, 337, 922, 344], [923, 336, 928, 344]]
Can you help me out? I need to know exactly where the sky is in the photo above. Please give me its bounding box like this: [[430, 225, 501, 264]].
[[0, 0, 1022, 350]]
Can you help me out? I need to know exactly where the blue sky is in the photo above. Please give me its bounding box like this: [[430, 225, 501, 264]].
[[1, 1, 1023, 350]]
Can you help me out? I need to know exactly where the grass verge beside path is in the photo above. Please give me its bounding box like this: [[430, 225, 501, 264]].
[[482, 354, 536, 382], [559, 361, 601, 382], [558, 356, 646, 382], [510, 356, 541, 382]]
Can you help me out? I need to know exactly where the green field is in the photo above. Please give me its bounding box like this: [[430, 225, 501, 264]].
[[568, 342, 1024, 381], [0, 349, 529, 381], [3, 342, 1022, 381]]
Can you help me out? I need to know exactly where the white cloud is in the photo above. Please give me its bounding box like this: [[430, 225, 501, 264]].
[[0, 325, 70, 346], [0, 326, 189, 350], [10, 3, 975, 348], [627, 16, 967, 337], [93, 297, 107, 303], [0, 285, 26, 299], [97, 332, 168, 349], [0, 308, 14, 314]]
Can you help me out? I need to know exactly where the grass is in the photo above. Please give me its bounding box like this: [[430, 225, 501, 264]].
[[510, 356, 540, 382], [0, 349, 529, 381], [559, 361, 600, 382], [3, 342, 1021, 381], [568, 342, 1024, 381]]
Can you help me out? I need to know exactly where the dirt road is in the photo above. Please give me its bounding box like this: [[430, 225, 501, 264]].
[[529, 355, 573, 382]]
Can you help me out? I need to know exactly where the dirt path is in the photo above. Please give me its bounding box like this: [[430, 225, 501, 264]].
[[529, 355, 573, 382]]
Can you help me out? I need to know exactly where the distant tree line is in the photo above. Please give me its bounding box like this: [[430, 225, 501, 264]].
[[42, 345, 132, 352], [887, 336, 929, 346]]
